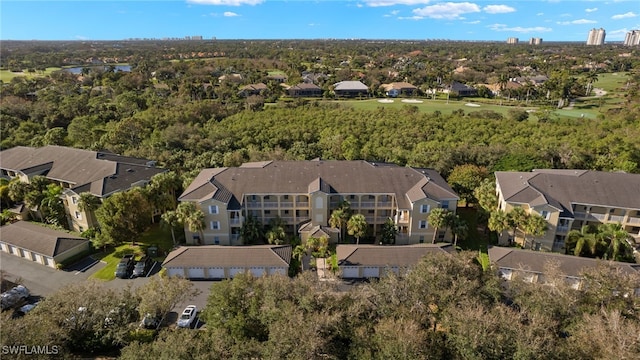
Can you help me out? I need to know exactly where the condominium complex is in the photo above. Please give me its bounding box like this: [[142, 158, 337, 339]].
[[179, 160, 458, 246], [624, 30, 640, 46], [586, 28, 606, 45], [529, 37, 542, 45], [0, 145, 165, 232], [506, 37, 519, 44], [495, 170, 640, 252]]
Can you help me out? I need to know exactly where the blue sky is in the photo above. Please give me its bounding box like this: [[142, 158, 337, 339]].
[[1, 1, 638, 42]]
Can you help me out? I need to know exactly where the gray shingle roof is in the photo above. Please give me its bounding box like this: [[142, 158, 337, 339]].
[[337, 243, 454, 267], [488, 246, 640, 278], [162, 245, 292, 268], [179, 160, 458, 209], [333, 81, 368, 91], [496, 170, 640, 216], [0, 146, 165, 197], [0, 221, 88, 257]]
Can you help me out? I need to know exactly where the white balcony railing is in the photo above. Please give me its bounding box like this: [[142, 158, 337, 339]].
[[295, 202, 309, 208], [628, 217, 640, 225], [556, 225, 570, 233], [609, 215, 625, 223]]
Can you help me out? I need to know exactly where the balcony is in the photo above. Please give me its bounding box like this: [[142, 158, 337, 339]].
[[609, 215, 625, 223], [246, 202, 261, 209], [377, 201, 393, 208], [628, 217, 640, 225], [280, 201, 294, 208], [359, 201, 375, 208], [573, 212, 607, 221], [556, 225, 570, 234], [263, 202, 279, 208], [397, 216, 409, 224], [229, 218, 241, 226], [295, 201, 309, 208]]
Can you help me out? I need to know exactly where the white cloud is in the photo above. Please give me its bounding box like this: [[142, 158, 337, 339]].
[[364, 0, 430, 7], [187, 0, 263, 5], [607, 28, 629, 40], [465, 20, 481, 24], [483, 5, 515, 14], [489, 23, 552, 33], [398, 15, 425, 20], [224, 11, 239, 16], [557, 19, 597, 25], [413, 2, 480, 20], [585, 8, 598, 13], [612, 12, 637, 19], [537, 12, 544, 16]]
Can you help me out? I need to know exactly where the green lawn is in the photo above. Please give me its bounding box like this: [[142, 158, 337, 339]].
[[91, 224, 176, 281]]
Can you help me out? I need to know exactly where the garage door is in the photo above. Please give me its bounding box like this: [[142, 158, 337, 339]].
[[249, 267, 266, 277], [341, 266, 359, 278], [228, 267, 245, 278], [44, 257, 55, 268], [34, 254, 43, 265], [187, 268, 205, 279], [207, 267, 225, 279], [0, 243, 8, 253], [269, 267, 286, 276], [167, 268, 185, 277], [9, 245, 19, 255], [363, 266, 380, 278]]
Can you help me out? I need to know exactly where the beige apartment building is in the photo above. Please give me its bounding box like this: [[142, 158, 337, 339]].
[[0, 145, 165, 232], [178, 160, 459, 245], [495, 170, 640, 252]]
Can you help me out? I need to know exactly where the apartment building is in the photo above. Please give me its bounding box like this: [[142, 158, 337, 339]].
[[529, 37, 542, 45], [586, 28, 606, 45], [0, 145, 165, 232], [624, 30, 640, 46], [506, 37, 519, 44], [495, 170, 640, 252], [178, 160, 459, 246]]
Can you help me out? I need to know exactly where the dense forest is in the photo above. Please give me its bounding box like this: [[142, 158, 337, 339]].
[[2, 252, 639, 359]]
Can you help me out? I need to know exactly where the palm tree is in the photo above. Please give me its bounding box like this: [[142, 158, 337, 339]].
[[521, 214, 547, 249], [161, 210, 181, 245], [507, 207, 528, 245], [347, 214, 367, 245], [266, 225, 286, 245], [488, 210, 510, 235], [585, 70, 599, 96], [599, 223, 633, 261], [40, 183, 65, 226], [77, 192, 102, 227], [498, 73, 509, 106], [176, 202, 205, 245], [566, 226, 599, 258], [428, 208, 450, 244], [450, 215, 468, 247], [329, 209, 347, 243], [380, 218, 398, 245], [292, 244, 307, 271], [239, 214, 263, 245]]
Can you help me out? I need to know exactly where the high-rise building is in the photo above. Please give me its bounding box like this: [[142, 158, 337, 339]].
[[506, 37, 519, 44], [586, 28, 606, 45], [529, 37, 542, 45], [624, 30, 640, 46]]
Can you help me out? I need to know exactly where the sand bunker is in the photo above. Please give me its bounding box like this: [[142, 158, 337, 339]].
[[378, 99, 394, 103], [465, 103, 480, 107], [401, 99, 423, 103]]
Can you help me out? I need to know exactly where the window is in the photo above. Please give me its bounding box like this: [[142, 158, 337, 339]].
[[283, 210, 290, 215], [265, 210, 271, 215], [540, 210, 550, 220], [283, 195, 289, 200], [72, 197, 78, 205], [419, 236, 424, 243], [74, 211, 82, 220], [214, 236, 220, 245], [78, 226, 84, 232], [209, 205, 219, 214], [420, 204, 430, 213], [419, 220, 428, 229], [210, 221, 220, 230], [441, 201, 449, 209]]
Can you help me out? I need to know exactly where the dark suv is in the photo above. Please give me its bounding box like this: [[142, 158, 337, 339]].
[[132, 256, 153, 278], [115, 254, 135, 279]]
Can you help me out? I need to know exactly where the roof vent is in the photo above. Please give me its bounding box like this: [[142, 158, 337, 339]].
[[126, 168, 134, 173]]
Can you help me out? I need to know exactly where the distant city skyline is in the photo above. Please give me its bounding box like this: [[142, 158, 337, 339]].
[[1, 0, 639, 42]]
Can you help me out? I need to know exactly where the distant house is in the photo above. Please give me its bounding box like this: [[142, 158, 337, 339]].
[[288, 83, 323, 97], [218, 73, 243, 84], [380, 82, 418, 97], [301, 72, 328, 84], [238, 83, 267, 97], [337, 243, 454, 278], [162, 245, 292, 279], [0, 221, 90, 268], [448, 81, 477, 97], [0, 145, 165, 232], [267, 73, 287, 83], [333, 81, 369, 98], [488, 246, 640, 291]]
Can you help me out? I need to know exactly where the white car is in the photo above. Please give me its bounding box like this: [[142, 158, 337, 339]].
[[176, 305, 197, 328]]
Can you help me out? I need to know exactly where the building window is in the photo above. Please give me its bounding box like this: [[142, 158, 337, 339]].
[[209, 205, 219, 214], [420, 204, 430, 213], [419, 220, 428, 229], [265, 210, 271, 215], [214, 236, 220, 245], [72, 197, 78, 205], [441, 201, 449, 209], [540, 210, 550, 220], [210, 221, 220, 230], [79, 226, 84, 232], [419, 236, 424, 243], [283, 210, 290, 215], [74, 211, 82, 220], [283, 195, 289, 200]]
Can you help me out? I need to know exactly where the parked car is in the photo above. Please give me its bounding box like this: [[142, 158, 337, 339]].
[[140, 312, 162, 329], [115, 254, 135, 279], [176, 305, 197, 328], [1, 285, 29, 311], [132, 256, 153, 278]]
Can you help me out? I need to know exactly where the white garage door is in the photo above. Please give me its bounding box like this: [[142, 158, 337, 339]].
[[341, 266, 359, 278], [207, 267, 225, 279], [249, 267, 266, 277], [269, 267, 286, 276], [44, 257, 55, 268], [167, 268, 185, 277], [34, 253, 44, 265], [9, 245, 19, 255], [0, 243, 8, 253], [187, 267, 205, 279], [363, 266, 380, 278], [228, 267, 245, 278]]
